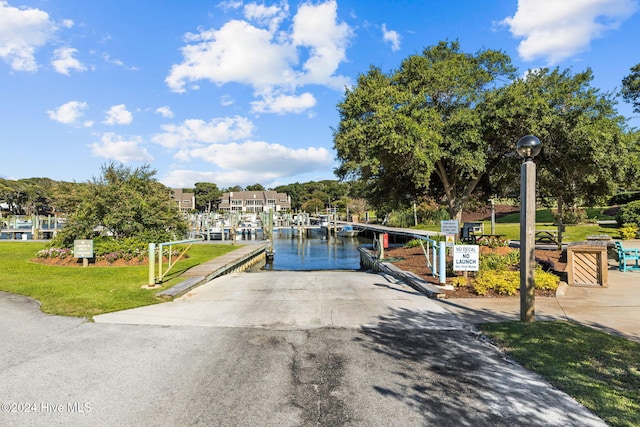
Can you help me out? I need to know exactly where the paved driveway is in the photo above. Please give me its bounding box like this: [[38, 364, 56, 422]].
[[1, 272, 606, 426], [94, 270, 462, 329]]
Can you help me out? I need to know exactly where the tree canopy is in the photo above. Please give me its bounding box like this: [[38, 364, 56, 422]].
[[483, 67, 630, 240], [334, 41, 634, 222], [333, 41, 517, 220], [51, 162, 187, 247], [194, 182, 222, 212], [622, 63, 640, 114], [485, 68, 628, 206]]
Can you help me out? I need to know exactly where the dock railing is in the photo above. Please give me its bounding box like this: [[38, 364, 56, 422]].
[[371, 231, 446, 285], [148, 238, 203, 286]]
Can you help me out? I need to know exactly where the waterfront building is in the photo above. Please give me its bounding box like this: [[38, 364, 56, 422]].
[[218, 191, 291, 213]]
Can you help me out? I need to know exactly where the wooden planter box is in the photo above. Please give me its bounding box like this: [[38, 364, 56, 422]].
[[567, 245, 608, 287]]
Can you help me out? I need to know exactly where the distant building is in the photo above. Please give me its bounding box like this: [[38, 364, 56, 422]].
[[171, 189, 196, 212], [218, 190, 291, 213]]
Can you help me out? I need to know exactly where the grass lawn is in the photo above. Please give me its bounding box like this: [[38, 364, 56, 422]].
[[416, 207, 621, 242], [479, 321, 640, 427], [0, 241, 239, 318]]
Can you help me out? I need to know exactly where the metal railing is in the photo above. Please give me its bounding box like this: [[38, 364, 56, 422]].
[[372, 231, 447, 285], [148, 238, 203, 286]]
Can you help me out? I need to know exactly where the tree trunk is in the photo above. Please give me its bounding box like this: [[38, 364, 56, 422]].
[[557, 196, 564, 249]]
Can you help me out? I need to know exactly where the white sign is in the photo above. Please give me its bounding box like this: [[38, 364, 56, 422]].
[[440, 220, 459, 235], [453, 245, 479, 271]]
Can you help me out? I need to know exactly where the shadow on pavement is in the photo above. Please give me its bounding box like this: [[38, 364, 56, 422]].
[[353, 307, 606, 427]]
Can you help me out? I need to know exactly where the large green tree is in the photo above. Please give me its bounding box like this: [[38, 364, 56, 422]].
[[53, 162, 187, 246], [0, 177, 57, 215], [194, 182, 222, 212], [622, 63, 640, 114], [483, 67, 629, 242], [245, 183, 266, 191], [333, 41, 517, 221]]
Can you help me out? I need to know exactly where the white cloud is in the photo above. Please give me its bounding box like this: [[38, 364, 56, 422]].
[[89, 133, 153, 163], [160, 141, 333, 188], [101, 53, 138, 71], [165, 19, 296, 92], [156, 106, 174, 118], [502, 0, 638, 64], [47, 100, 88, 125], [152, 116, 254, 149], [51, 47, 86, 75], [218, 0, 243, 12], [160, 169, 224, 188], [220, 94, 235, 106], [165, 0, 352, 113], [290, 0, 352, 87], [0, 1, 58, 71], [104, 104, 133, 125], [244, 1, 289, 32], [179, 140, 332, 174], [381, 23, 401, 52], [251, 91, 317, 114]]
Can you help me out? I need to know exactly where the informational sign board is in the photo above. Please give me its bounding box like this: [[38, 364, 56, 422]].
[[74, 239, 94, 258], [440, 220, 459, 235], [453, 245, 479, 271]]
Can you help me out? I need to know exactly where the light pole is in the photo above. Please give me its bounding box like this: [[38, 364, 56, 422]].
[[517, 135, 541, 323]]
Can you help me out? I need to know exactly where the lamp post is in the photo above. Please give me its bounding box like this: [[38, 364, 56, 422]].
[[517, 135, 541, 323]]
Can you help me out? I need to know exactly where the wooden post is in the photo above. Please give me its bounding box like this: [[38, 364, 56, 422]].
[[148, 243, 156, 286]]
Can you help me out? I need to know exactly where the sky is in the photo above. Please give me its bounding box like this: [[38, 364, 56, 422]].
[[1, 0, 639, 190]]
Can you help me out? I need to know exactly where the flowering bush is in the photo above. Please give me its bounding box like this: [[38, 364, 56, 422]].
[[477, 235, 509, 249], [37, 248, 73, 259], [37, 236, 150, 263], [472, 266, 559, 296], [101, 251, 123, 263]]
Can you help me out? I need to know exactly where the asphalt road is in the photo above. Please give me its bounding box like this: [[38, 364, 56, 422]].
[[1, 272, 606, 426]]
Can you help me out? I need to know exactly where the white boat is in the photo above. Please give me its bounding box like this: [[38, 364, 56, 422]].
[[337, 225, 360, 237], [317, 214, 330, 227], [207, 223, 225, 240]]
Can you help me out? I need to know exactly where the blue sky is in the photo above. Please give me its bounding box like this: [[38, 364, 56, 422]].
[[1, 0, 639, 189]]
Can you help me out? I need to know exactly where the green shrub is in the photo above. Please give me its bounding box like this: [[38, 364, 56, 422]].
[[477, 236, 508, 248], [415, 199, 450, 224], [404, 239, 423, 249], [609, 191, 640, 205], [616, 200, 640, 226], [534, 266, 560, 291], [479, 251, 519, 271], [451, 276, 469, 287], [619, 224, 639, 240], [472, 261, 559, 296], [473, 270, 519, 296], [552, 208, 587, 225]]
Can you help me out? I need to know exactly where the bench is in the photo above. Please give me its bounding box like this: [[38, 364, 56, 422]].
[[535, 230, 558, 245], [614, 241, 640, 272]]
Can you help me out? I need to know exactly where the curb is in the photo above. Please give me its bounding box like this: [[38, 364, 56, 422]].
[[358, 247, 445, 298]]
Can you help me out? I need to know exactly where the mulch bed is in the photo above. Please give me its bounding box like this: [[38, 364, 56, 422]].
[[384, 244, 564, 299]]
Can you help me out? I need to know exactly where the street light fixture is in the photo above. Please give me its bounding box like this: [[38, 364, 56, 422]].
[[517, 135, 541, 322]]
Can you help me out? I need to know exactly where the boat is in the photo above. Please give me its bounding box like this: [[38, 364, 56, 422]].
[[206, 220, 225, 240], [337, 225, 360, 237]]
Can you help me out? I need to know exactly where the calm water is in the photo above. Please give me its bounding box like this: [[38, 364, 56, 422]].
[[263, 228, 371, 271]]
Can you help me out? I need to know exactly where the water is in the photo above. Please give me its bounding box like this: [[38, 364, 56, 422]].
[[263, 228, 371, 271]]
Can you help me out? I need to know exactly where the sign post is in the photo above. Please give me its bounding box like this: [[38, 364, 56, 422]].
[[73, 239, 94, 268]]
